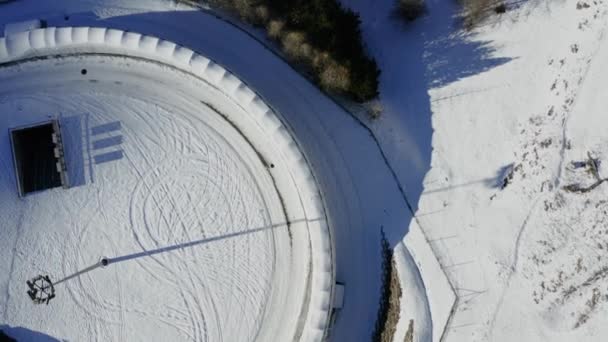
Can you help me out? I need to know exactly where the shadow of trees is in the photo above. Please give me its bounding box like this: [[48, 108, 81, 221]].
[[340, 0, 512, 246]]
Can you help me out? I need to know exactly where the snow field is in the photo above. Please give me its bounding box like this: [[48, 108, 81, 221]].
[[0, 27, 333, 341], [416, 0, 608, 341]]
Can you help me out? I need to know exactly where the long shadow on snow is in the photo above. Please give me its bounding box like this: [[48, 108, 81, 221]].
[[51, 219, 315, 288], [346, 0, 512, 244], [0, 325, 61, 342]]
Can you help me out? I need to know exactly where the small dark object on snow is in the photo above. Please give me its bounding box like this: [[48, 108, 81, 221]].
[[26, 275, 55, 305], [500, 164, 515, 189], [563, 180, 607, 193], [571, 160, 588, 169], [101, 258, 109, 267], [495, 3, 507, 14], [571, 152, 602, 180], [577, 2, 591, 10]]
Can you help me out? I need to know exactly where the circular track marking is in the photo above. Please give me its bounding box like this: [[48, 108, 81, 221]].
[[0, 27, 334, 342]]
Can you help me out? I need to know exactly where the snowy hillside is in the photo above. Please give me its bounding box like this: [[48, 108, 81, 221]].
[[407, 0, 608, 341], [341, 0, 608, 341]]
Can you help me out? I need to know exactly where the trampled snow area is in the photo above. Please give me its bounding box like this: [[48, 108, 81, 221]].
[[421, 1, 608, 340], [0, 1, 427, 342], [0, 27, 333, 341]]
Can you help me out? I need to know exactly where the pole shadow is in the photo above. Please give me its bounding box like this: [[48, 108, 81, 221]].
[[52, 218, 318, 286], [109, 218, 314, 264]]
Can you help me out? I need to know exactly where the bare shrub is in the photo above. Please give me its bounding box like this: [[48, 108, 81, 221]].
[[298, 43, 313, 61], [282, 31, 308, 61], [366, 100, 384, 120], [320, 60, 351, 92], [312, 50, 331, 70], [267, 19, 285, 40], [254, 5, 270, 24], [232, 0, 256, 21]]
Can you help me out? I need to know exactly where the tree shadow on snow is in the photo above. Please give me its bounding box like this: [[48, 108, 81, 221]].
[[0, 325, 61, 342], [347, 0, 512, 245]]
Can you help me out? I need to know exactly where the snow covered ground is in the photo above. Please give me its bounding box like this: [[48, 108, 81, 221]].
[[344, 0, 608, 341], [0, 27, 334, 341], [397, 0, 608, 341], [7, 0, 606, 341], [0, 1, 428, 342]]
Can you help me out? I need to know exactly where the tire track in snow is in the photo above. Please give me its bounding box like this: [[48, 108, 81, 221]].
[[54, 107, 189, 333], [2, 203, 27, 322], [123, 130, 206, 341], [119, 106, 248, 341], [0, 60, 296, 341]]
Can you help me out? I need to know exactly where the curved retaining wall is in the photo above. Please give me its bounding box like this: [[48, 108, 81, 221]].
[[0, 26, 334, 342]]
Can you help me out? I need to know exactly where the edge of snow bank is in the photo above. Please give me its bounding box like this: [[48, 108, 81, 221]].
[[0, 26, 334, 342], [400, 221, 456, 342], [392, 241, 431, 342]]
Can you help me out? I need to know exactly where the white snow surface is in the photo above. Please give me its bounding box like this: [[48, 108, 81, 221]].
[[344, 0, 608, 341], [412, 0, 608, 341], [0, 27, 333, 342], [392, 235, 431, 342], [0, 1, 428, 342]]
